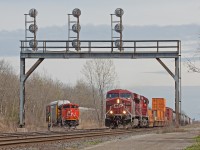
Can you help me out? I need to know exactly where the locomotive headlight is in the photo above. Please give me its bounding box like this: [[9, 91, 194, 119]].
[[123, 110, 126, 114], [117, 99, 120, 104], [110, 110, 113, 114]]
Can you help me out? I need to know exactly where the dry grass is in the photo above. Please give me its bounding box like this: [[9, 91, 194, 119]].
[[78, 110, 100, 129], [0, 116, 18, 132]]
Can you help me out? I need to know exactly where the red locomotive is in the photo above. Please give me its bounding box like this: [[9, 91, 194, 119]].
[[46, 100, 80, 129], [105, 89, 149, 128]]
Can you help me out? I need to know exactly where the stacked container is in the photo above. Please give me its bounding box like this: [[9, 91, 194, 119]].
[[148, 109, 154, 127], [152, 98, 166, 126]]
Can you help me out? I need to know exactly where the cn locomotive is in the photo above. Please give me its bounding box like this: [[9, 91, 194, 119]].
[[105, 89, 149, 128], [46, 100, 80, 129]]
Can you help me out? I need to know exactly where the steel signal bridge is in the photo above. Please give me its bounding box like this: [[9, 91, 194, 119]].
[[20, 40, 181, 128]]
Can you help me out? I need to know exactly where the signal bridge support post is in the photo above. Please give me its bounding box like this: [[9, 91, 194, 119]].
[[175, 57, 180, 128], [19, 58, 25, 127], [19, 58, 44, 127]]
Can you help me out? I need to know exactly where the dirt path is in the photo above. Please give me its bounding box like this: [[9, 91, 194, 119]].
[[84, 124, 200, 150]]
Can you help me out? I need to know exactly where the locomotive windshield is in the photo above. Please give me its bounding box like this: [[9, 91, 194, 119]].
[[63, 105, 70, 108], [72, 105, 79, 108], [106, 93, 119, 98], [106, 93, 131, 99], [120, 93, 131, 99]]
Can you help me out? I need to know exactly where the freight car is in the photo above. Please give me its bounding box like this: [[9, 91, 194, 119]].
[[149, 99, 191, 127], [151, 98, 166, 127], [105, 89, 149, 129], [46, 100, 80, 129]]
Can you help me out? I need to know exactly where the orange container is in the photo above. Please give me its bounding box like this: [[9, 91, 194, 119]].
[[152, 98, 166, 111], [148, 109, 153, 121], [148, 109, 154, 127], [153, 110, 165, 121]]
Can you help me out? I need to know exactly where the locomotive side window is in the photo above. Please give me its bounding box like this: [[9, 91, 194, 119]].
[[106, 93, 119, 98], [144, 99, 149, 104]]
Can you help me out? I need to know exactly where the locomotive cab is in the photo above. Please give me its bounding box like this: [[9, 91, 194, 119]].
[[61, 103, 80, 127]]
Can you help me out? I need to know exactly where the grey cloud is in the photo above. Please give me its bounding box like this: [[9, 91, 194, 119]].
[[0, 24, 199, 56]]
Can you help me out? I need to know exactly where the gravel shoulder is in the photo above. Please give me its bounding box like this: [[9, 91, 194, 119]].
[[84, 124, 200, 150]]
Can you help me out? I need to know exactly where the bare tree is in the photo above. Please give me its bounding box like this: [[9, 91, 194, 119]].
[[82, 59, 118, 126], [186, 46, 200, 73], [187, 59, 200, 73]]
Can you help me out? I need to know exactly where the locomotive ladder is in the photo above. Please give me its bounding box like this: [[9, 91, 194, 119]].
[[20, 40, 181, 128]]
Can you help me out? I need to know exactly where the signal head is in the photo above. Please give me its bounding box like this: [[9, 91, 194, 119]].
[[115, 8, 124, 17], [29, 8, 38, 17], [72, 8, 81, 17]]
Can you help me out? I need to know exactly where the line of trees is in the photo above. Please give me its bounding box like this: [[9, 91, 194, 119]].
[[0, 59, 118, 131]]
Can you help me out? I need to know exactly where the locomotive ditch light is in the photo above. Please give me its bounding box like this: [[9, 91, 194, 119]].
[[110, 110, 113, 114], [123, 110, 126, 114]]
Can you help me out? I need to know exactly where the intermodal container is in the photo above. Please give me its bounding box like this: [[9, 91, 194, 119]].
[[153, 110, 165, 121], [152, 98, 166, 111], [148, 109, 154, 127]]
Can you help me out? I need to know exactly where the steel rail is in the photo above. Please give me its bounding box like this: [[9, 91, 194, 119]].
[[0, 128, 152, 146]]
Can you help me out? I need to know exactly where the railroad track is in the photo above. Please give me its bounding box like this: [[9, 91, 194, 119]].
[[0, 128, 155, 147]]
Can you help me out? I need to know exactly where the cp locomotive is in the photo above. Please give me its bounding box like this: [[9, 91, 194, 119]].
[[105, 89, 149, 128], [105, 89, 191, 129], [46, 100, 80, 129]]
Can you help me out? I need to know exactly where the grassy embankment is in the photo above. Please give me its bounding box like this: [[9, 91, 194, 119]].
[[185, 136, 200, 150]]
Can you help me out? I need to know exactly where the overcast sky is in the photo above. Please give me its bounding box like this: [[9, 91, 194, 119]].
[[1, 0, 200, 31], [0, 0, 200, 120]]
